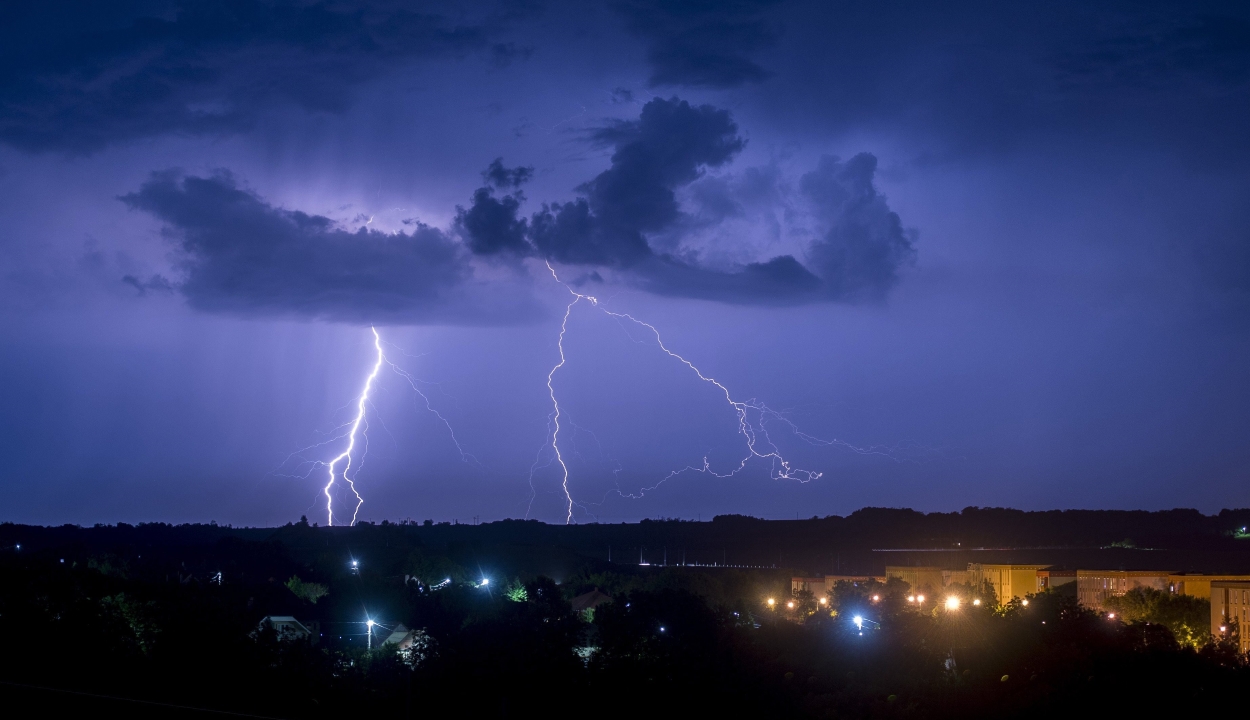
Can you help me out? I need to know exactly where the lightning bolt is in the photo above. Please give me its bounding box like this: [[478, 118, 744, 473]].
[[324, 327, 385, 527], [272, 326, 474, 526], [537, 261, 892, 522]]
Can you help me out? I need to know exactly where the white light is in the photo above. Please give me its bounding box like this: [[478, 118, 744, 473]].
[[351, 560, 358, 567], [872, 595, 880, 602], [907, 595, 915, 602], [853, 615, 863, 630], [480, 578, 489, 585], [917, 595, 925, 603], [819, 597, 828, 605], [366, 619, 375, 628], [1109, 613, 1116, 619], [659, 626, 665, 632], [1021, 599, 1029, 606], [973, 599, 982, 606]]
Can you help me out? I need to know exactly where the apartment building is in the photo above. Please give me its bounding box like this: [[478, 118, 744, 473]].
[[1076, 570, 1172, 610], [1211, 581, 1250, 654]]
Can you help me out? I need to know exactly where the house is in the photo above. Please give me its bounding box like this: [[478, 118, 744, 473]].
[[258, 616, 317, 642], [571, 589, 613, 614]]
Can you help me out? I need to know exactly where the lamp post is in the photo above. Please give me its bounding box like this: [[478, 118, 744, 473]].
[[366, 619, 375, 650]]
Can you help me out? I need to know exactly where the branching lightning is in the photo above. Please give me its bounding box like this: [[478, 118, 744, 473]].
[[273, 326, 473, 526], [323, 327, 385, 527], [535, 261, 899, 523]]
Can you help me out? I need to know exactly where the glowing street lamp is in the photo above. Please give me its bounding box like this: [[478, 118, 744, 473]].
[[819, 597, 828, 606], [1021, 599, 1029, 607], [945, 596, 960, 610], [972, 598, 982, 606], [786, 601, 795, 609], [366, 619, 375, 650], [767, 598, 776, 608], [853, 615, 864, 634], [907, 595, 916, 603], [871, 595, 880, 602]]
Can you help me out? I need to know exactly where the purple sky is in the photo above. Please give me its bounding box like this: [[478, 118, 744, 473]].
[[1, 1, 1248, 525]]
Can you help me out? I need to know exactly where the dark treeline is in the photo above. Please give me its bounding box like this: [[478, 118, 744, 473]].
[[1, 516, 1248, 718], [4, 506, 1250, 577]]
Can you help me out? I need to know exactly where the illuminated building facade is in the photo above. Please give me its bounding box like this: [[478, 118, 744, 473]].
[[968, 564, 1052, 604], [792, 575, 885, 597], [1168, 574, 1250, 600], [1211, 581, 1250, 654], [1076, 570, 1172, 610], [1036, 568, 1076, 593]]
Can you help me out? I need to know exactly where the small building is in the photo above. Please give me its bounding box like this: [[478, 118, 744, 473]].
[[571, 589, 614, 614], [1211, 581, 1250, 654], [968, 564, 1051, 604], [1036, 568, 1077, 593], [258, 616, 315, 642], [1169, 573, 1250, 600], [1076, 570, 1173, 610], [381, 623, 419, 650]]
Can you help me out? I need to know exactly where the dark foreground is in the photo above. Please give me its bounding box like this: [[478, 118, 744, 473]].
[[1, 512, 1248, 718]]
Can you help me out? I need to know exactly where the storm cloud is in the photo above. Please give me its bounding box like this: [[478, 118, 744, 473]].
[[122, 171, 534, 325], [525, 97, 914, 304], [613, 0, 780, 88], [0, 0, 489, 152]]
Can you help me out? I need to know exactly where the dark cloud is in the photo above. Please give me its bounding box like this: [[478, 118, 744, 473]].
[[532, 96, 744, 266], [613, 0, 780, 87], [635, 254, 822, 304], [801, 154, 917, 301], [0, 1, 488, 152], [528, 97, 914, 304], [121, 170, 533, 325], [453, 159, 534, 256], [482, 158, 534, 189]]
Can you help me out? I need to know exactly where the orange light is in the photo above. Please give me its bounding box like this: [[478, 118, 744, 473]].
[[1021, 599, 1029, 606], [1109, 613, 1116, 619], [872, 595, 880, 602], [917, 595, 925, 603], [972, 598, 982, 606], [945, 596, 960, 610], [767, 598, 776, 607], [786, 601, 795, 609], [819, 597, 828, 605], [907, 595, 916, 602]]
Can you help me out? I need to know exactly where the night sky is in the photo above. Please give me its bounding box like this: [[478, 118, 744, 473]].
[[2, 1, 1248, 526]]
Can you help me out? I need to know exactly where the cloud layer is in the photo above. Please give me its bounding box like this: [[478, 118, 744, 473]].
[[0, 0, 488, 152], [455, 97, 916, 305], [122, 170, 535, 325]]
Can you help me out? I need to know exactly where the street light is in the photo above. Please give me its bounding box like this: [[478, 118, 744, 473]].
[[972, 598, 982, 606], [786, 601, 795, 609], [945, 596, 960, 610], [819, 597, 828, 606], [871, 595, 880, 602], [366, 619, 375, 651], [907, 595, 916, 603], [1021, 599, 1029, 607], [767, 598, 776, 608]]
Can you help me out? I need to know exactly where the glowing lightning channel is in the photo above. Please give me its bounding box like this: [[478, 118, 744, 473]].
[[324, 327, 386, 527], [538, 261, 835, 521], [543, 293, 581, 524]]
